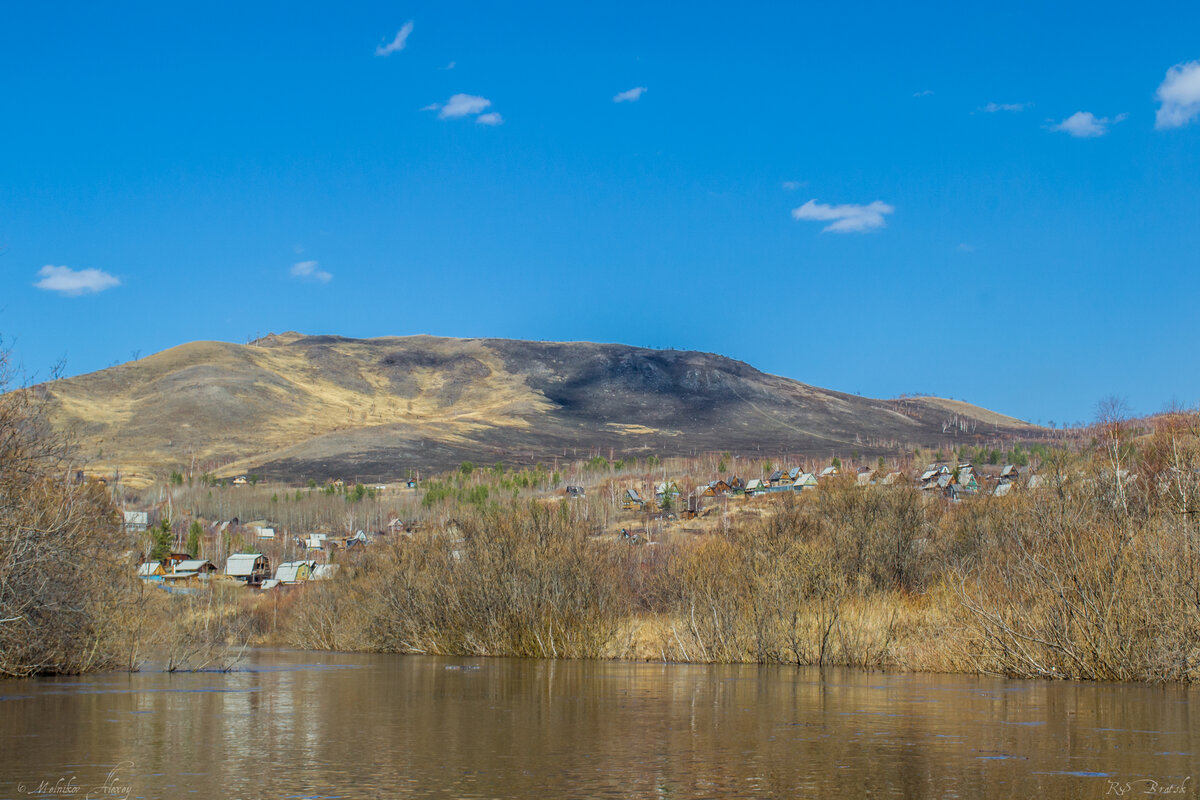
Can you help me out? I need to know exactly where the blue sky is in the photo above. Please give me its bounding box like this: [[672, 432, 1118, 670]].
[[2, 1, 1199, 426]]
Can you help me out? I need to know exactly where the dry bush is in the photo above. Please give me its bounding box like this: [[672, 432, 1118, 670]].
[[954, 420, 1200, 682], [0, 352, 140, 676]]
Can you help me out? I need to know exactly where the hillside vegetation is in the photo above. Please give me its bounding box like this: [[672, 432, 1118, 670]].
[[40, 333, 1035, 487]]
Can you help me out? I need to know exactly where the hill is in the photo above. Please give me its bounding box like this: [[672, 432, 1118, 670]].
[[38, 333, 1036, 485]]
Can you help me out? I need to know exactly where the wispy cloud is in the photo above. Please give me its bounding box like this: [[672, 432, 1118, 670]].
[[957, 243, 976, 253], [982, 102, 1029, 113], [442, 61, 456, 70], [1048, 111, 1127, 138], [913, 89, 934, 97], [476, 112, 503, 126], [34, 265, 120, 296], [791, 200, 894, 234], [613, 86, 647, 103], [781, 180, 807, 191], [424, 93, 494, 120], [1155, 60, 1200, 129], [290, 260, 332, 283], [375, 21, 414, 57]]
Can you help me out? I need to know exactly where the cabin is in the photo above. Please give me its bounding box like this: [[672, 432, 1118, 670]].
[[275, 560, 316, 585], [710, 480, 731, 496], [622, 489, 644, 510], [788, 467, 802, 481], [137, 561, 165, 578], [882, 472, 903, 485], [993, 482, 1014, 497], [654, 482, 680, 502], [956, 467, 979, 493], [232, 475, 249, 487], [792, 473, 818, 491], [405, 478, 418, 489], [566, 486, 586, 498], [225, 553, 271, 586], [856, 470, 875, 487], [819, 466, 839, 478], [745, 478, 765, 495], [920, 464, 951, 481], [173, 559, 217, 576], [727, 476, 746, 495], [163, 552, 194, 570], [767, 469, 785, 485]]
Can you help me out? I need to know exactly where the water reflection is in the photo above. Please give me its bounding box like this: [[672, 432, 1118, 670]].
[[0, 652, 1195, 798]]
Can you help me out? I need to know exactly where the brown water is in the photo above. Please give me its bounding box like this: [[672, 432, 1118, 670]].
[[0, 650, 1195, 799]]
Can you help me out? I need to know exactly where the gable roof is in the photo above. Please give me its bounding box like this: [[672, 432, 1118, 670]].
[[225, 553, 267, 577], [174, 559, 215, 573]]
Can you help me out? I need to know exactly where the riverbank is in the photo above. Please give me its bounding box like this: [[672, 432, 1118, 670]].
[[276, 419, 1200, 682]]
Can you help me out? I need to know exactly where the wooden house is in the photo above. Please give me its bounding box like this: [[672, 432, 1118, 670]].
[[163, 552, 194, 570], [727, 476, 746, 495], [275, 560, 316, 585], [792, 473, 818, 491], [654, 481, 680, 502], [173, 559, 217, 576], [225, 553, 272, 587], [745, 478, 765, 495], [819, 466, 839, 478], [622, 488, 644, 510]]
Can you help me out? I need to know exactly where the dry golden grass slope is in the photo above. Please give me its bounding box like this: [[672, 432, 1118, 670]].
[[38, 333, 1037, 486]]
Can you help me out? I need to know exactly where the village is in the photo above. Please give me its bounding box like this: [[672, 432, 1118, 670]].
[[127, 452, 1046, 592]]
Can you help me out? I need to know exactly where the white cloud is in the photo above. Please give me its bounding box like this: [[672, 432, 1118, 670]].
[[1155, 60, 1200, 129], [34, 265, 120, 296], [957, 243, 976, 253], [613, 86, 647, 103], [290, 260, 332, 283], [791, 200, 894, 234], [913, 89, 934, 97], [375, 21, 413, 57], [982, 102, 1029, 112], [781, 180, 807, 190], [1049, 111, 1127, 138], [442, 61, 456, 70], [425, 93, 493, 119], [476, 112, 503, 126]]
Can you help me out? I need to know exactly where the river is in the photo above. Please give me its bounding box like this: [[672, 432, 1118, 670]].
[[0, 649, 1195, 798]]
